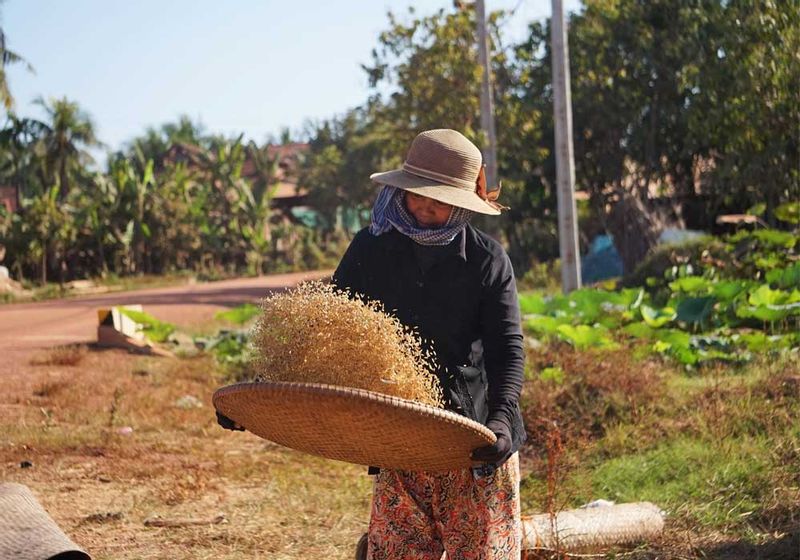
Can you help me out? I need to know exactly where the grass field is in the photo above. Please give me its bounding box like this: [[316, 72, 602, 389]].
[[2, 337, 798, 558], [518, 343, 799, 558]]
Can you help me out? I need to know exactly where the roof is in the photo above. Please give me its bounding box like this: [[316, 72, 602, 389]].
[[0, 185, 18, 213], [272, 181, 308, 200]]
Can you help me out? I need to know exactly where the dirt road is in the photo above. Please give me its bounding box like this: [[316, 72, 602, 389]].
[[0, 270, 331, 370]]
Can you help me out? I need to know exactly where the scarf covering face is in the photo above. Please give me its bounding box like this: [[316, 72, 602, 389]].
[[369, 186, 474, 246]]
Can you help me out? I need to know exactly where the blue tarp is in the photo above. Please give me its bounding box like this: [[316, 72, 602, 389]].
[[581, 234, 623, 284]]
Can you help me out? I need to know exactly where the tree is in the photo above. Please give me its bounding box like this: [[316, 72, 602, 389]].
[[300, 104, 389, 230], [299, 6, 560, 270], [0, 21, 33, 111], [241, 141, 280, 274], [564, 0, 799, 271], [33, 97, 99, 199], [363, 7, 485, 152], [18, 184, 73, 284], [688, 1, 800, 223], [0, 114, 48, 198]]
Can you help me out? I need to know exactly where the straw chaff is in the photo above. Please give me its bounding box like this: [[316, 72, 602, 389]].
[[251, 282, 444, 408]]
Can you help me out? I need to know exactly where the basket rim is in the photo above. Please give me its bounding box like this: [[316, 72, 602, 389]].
[[212, 380, 496, 442]]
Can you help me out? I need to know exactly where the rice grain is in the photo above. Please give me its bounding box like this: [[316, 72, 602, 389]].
[[251, 282, 443, 408]]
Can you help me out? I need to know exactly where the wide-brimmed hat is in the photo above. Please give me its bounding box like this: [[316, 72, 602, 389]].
[[370, 129, 506, 215]]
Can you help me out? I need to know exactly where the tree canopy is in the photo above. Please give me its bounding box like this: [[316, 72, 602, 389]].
[[1, 1, 797, 285]]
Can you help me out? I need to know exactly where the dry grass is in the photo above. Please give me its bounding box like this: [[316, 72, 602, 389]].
[[1, 348, 372, 559], [32, 378, 72, 398], [30, 344, 89, 366], [251, 282, 443, 407]]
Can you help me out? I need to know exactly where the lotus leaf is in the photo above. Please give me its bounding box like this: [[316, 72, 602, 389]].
[[669, 276, 711, 293], [566, 289, 619, 322], [519, 293, 548, 315], [775, 201, 800, 224], [748, 285, 792, 307], [735, 332, 791, 352], [556, 324, 618, 350], [711, 281, 751, 302], [736, 302, 800, 322], [525, 315, 570, 336], [651, 329, 698, 365], [755, 254, 783, 270], [622, 322, 657, 340], [676, 296, 716, 326], [766, 263, 800, 289], [752, 230, 797, 249], [641, 304, 676, 327]]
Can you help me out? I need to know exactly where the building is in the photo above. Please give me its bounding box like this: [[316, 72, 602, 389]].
[[0, 185, 18, 213]]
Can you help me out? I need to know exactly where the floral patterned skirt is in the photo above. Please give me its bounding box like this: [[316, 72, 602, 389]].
[[367, 453, 521, 560]]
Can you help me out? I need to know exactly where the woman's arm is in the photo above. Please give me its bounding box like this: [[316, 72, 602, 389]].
[[479, 250, 525, 437]]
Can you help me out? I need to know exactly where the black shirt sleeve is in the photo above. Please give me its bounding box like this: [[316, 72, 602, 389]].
[[332, 231, 365, 296], [479, 249, 525, 432]]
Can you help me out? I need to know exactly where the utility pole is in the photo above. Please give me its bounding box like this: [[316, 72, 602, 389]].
[[476, 0, 498, 189], [551, 0, 581, 292]]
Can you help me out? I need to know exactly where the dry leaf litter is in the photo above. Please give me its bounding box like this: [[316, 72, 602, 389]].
[[251, 282, 444, 408]]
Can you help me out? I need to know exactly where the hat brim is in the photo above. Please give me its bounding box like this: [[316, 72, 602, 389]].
[[370, 169, 501, 216]]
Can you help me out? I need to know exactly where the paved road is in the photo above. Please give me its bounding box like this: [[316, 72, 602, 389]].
[[0, 271, 331, 359]]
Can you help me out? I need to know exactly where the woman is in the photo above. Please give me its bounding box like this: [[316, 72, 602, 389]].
[[334, 129, 526, 560]]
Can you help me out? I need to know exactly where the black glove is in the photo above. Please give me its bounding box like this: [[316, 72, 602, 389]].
[[216, 411, 244, 431], [471, 419, 512, 466]]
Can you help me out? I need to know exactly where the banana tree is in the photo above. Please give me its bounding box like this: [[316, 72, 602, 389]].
[[106, 157, 155, 273], [20, 184, 68, 284], [241, 142, 280, 274]]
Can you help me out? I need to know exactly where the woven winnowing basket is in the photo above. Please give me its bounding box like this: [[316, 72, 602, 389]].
[[213, 381, 496, 472], [522, 502, 665, 553], [0, 483, 91, 560]]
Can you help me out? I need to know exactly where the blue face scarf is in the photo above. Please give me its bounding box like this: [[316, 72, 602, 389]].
[[369, 186, 473, 246]]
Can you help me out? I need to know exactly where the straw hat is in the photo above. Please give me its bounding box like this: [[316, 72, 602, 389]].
[[213, 381, 496, 472], [370, 129, 506, 215], [0, 483, 90, 560]]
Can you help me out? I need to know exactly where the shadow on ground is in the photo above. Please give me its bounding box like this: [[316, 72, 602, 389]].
[[700, 531, 798, 560]]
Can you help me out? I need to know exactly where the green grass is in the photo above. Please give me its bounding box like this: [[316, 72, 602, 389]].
[[519, 346, 799, 543], [214, 303, 260, 325], [587, 437, 773, 527]]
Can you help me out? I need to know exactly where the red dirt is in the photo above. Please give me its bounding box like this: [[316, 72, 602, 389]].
[[0, 271, 331, 391]]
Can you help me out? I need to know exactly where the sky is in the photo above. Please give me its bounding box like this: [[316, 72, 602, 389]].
[[3, 0, 581, 156]]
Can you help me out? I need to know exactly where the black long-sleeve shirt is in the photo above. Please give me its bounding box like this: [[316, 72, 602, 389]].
[[332, 225, 527, 453]]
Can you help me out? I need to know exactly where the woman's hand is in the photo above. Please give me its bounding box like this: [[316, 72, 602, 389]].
[[471, 419, 512, 465], [216, 411, 244, 431]]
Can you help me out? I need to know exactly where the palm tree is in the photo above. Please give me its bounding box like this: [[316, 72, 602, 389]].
[[0, 114, 47, 200], [33, 96, 100, 199], [162, 115, 206, 146], [0, 23, 34, 110]]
